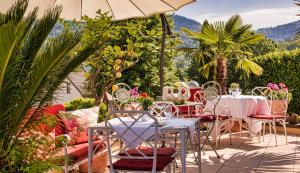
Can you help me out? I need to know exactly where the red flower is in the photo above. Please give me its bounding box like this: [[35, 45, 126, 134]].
[[140, 92, 148, 98]]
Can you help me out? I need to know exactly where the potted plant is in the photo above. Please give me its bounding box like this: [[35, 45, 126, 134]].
[[229, 83, 241, 96], [137, 92, 154, 110], [266, 83, 292, 114]]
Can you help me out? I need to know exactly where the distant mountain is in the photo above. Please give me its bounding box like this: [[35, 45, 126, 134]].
[[172, 15, 201, 47], [257, 20, 300, 41], [173, 15, 201, 32]]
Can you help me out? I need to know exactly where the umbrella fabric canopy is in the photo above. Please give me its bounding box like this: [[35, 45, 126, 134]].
[[1, 0, 194, 20], [1, 0, 195, 94]]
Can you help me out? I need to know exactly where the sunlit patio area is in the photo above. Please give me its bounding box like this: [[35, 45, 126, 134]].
[[2, 0, 300, 172], [184, 132, 300, 173]]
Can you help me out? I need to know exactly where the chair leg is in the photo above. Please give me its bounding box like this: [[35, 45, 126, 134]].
[[207, 135, 220, 158], [263, 122, 265, 142], [166, 164, 171, 173], [239, 119, 242, 136], [229, 125, 232, 145], [258, 127, 261, 143], [269, 122, 272, 135], [200, 130, 220, 158], [272, 121, 277, 147], [249, 119, 252, 139], [282, 120, 288, 144], [215, 123, 219, 148]]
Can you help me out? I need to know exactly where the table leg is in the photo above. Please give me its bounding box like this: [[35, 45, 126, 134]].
[[196, 123, 201, 173], [180, 129, 187, 173], [88, 127, 92, 173]]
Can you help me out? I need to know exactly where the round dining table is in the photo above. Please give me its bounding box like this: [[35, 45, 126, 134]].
[[205, 95, 271, 134]]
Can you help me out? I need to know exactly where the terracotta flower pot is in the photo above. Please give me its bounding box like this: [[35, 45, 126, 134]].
[[271, 100, 287, 115], [79, 151, 108, 173]]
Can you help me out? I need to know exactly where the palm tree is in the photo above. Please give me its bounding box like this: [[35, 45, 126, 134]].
[[0, 0, 97, 170], [181, 15, 264, 93]]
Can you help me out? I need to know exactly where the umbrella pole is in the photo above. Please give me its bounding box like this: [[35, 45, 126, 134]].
[[159, 14, 167, 96]]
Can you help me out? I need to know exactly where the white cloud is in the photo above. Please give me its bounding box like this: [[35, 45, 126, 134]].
[[193, 7, 300, 29]]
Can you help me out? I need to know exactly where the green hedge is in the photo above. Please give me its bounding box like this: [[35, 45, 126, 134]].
[[229, 49, 300, 113], [64, 98, 96, 111]]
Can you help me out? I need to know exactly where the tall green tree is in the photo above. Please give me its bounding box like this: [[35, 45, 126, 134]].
[[0, 0, 97, 171], [81, 12, 142, 103], [120, 16, 180, 96], [82, 13, 179, 100], [181, 15, 264, 93]]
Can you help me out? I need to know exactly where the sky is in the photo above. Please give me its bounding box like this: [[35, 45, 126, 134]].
[[176, 0, 299, 29]]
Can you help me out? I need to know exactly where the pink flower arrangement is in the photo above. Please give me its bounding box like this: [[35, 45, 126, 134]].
[[267, 82, 288, 91], [266, 82, 291, 101]]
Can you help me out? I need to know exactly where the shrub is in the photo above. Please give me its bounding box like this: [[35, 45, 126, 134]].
[[98, 102, 109, 123], [64, 98, 96, 111], [229, 49, 300, 113]]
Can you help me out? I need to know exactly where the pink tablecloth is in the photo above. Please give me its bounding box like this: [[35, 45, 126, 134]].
[[205, 95, 270, 134]]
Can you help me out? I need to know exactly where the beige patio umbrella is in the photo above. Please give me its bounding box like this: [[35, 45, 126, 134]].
[[1, 0, 196, 94]]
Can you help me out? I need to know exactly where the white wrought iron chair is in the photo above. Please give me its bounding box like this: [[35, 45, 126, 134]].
[[250, 87, 288, 146], [105, 110, 176, 172], [192, 81, 232, 156]]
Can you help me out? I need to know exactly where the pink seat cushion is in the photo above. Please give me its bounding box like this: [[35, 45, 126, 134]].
[[111, 156, 174, 171], [249, 114, 285, 120]]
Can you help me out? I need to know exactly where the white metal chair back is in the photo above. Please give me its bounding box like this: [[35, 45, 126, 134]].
[[195, 81, 221, 116], [111, 83, 132, 111], [105, 110, 160, 173], [252, 87, 288, 117], [150, 102, 179, 118]]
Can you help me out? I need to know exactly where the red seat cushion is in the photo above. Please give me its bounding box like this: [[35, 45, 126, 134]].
[[111, 156, 174, 171], [249, 114, 285, 120], [119, 147, 176, 157], [66, 140, 106, 163]]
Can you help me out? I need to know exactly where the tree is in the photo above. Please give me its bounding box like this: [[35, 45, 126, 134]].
[[181, 15, 264, 93], [120, 16, 180, 96], [228, 36, 279, 89], [0, 0, 97, 171], [82, 13, 179, 100], [81, 12, 145, 103]]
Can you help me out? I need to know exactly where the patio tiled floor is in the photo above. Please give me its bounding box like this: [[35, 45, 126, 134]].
[[181, 132, 300, 173]]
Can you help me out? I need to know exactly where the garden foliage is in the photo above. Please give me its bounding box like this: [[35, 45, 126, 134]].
[[80, 12, 179, 100], [64, 98, 96, 111], [246, 49, 300, 113]]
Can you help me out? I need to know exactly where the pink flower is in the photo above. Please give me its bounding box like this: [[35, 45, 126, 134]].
[[272, 84, 279, 90], [279, 82, 286, 89], [267, 83, 273, 88], [130, 88, 139, 97]]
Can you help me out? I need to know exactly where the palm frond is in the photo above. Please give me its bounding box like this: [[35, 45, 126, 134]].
[[0, 1, 99, 167], [236, 58, 263, 77], [240, 34, 264, 45], [0, 0, 28, 26], [225, 15, 243, 33]]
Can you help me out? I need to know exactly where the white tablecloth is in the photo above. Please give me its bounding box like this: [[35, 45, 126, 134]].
[[108, 117, 196, 148], [205, 95, 270, 134]]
